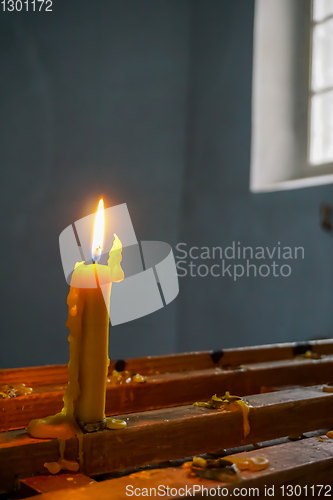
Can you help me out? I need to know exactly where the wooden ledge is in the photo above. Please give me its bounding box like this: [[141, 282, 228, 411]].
[[2, 354, 333, 433], [31, 435, 333, 499], [1, 385, 333, 492]]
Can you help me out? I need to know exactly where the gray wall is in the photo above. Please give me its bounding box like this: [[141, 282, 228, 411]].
[[1, 0, 332, 369]]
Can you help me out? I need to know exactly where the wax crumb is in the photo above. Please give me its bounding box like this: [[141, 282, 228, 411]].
[[67, 477, 73, 481], [194, 392, 242, 409], [107, 370, 146, 385], [326, 430, 333, 439], [318, 437, 324, 442]]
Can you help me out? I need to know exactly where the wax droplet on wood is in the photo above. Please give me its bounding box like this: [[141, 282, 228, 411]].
[[44, 458, 79, 475], [228, 457, 250, 470], [106, 417, 127, 429], [248, 457, 269, 471], [228, 456, 269, 471]]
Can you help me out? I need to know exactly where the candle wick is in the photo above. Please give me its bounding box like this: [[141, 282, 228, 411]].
[[93, 260, 101, 289]]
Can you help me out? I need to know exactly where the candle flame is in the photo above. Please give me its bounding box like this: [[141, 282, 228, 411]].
[[91, 198, 104, 263]]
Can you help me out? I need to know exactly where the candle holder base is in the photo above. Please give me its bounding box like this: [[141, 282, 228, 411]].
[[78, 418, 107, 433]]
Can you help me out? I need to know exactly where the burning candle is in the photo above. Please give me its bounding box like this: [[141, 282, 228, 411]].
[[28, 199, 125, 449]]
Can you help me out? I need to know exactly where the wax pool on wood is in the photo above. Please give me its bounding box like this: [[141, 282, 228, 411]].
[[0, 384, 33, 398]]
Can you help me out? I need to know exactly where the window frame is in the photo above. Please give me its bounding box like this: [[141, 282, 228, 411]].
[[250, 0, 333, 193], [306, 1, 333, 173]]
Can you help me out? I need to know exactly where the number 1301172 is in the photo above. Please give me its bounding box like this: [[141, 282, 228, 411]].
[[1, 0, 52, 11]]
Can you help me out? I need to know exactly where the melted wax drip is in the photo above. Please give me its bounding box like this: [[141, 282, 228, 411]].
[[193, 392, 251, 438]]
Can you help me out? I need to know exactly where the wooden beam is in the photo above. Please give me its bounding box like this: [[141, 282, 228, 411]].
[[2, 339, 332, 386], [34, 435, 333, 499], [2, 354, 333, 432], [1, 386, 333, 492]]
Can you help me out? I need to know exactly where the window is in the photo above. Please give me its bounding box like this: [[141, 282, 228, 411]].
[[310, 0, 333, 166], [251, 0, 333, 192]]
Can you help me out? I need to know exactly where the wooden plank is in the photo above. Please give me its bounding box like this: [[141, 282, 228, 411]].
[[19, 473, 96, 494], [1, 386, 333, 492], [1, 339, 332, 386], [2, 355, 333, 432], [35, 436, 333, 499]]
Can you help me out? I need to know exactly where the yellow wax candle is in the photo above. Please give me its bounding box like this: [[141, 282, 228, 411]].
[[28, 199, 125, 452]]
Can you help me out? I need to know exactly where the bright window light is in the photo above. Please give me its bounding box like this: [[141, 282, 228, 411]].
[[310, 1, 333, 165]]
